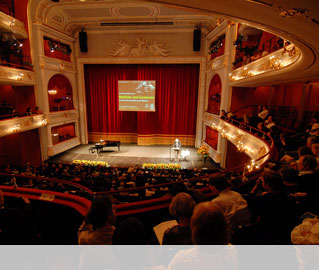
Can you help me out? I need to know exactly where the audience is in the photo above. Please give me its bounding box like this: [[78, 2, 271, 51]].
[[1, 105, 319, 246]]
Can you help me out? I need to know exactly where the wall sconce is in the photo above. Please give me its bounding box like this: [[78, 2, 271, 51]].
[[12, 124, 21, 133], [41, 119, 48, 126], [247, 159, 259, 172], [9, 19, 16, 27]]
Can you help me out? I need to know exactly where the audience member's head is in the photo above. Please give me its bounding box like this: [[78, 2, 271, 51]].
[[169, 192, 196, 222], [312, 143, 319, 156], [220, 109, 227, 117], [266, 115, 274, 123], [279, 167, 299, 184], [257, 121, 264, 131], [112, 217, 148, 244], [86, 195, 114, 229], [298, 155, 317, 172], [208, 174, 229, 193], [298, 146, 313, 158], [261, 170, 283, 193], [191, 202, 228, 245]]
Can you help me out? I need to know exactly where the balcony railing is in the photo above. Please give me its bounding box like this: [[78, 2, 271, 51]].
[[229, 44, 301, 82], [0, 114, 47, 137], [0, 64, 35, 85], [0, 10, 27, 39]]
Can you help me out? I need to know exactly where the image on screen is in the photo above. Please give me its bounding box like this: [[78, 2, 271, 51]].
[[118, 80, 156, 112]]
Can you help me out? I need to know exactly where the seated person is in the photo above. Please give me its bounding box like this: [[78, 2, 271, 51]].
[[279, 166, 300, 194], [264, 115, 275, 129], [162, 192, 196, 245], [78, 196, 115, 245], [258, 105, 269, 121], [248, 170, 297, 243], [209, 174, 251, 232], [309, 113, 319, 137], [294, 155, 319, 199]]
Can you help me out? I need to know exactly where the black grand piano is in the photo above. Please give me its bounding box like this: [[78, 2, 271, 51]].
[[90, 140, 121, 154]]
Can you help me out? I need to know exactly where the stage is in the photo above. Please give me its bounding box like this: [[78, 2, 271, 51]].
[[46, 143, 220, 170]]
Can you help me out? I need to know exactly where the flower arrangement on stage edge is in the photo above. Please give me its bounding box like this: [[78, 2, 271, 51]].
[[72, 160, 109, 167], [142, 163, 181, 170], [197, 144, 209, 157]]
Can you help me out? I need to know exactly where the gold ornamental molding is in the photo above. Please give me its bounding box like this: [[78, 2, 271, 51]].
[[0, 114, 47, 137], [0, 11, 28, 39], [47, 110, 78, 125], [203, 112, 271, 168], [0, 66, 36, 85], [229, 44, 301, 83]]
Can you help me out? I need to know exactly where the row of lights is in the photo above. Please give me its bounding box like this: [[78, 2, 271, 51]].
[[7, 118, 48, 133], [229, 45, 300, 81], [247, 159, 259, 172], [211, 122, 262, 172], [211, 123, 255, 154]]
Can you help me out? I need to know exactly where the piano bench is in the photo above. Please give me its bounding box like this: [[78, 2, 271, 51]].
[[89, 147, 96, 153]]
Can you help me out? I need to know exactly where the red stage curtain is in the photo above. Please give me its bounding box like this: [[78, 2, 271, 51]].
[[84, 64, 199, 140]]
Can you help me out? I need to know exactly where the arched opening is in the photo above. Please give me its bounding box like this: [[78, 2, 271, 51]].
[[207, 74, 222, 114], [48, 74, 74, 112]]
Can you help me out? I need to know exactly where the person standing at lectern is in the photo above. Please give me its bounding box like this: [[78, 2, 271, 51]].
[[173, 139, 181, 161]]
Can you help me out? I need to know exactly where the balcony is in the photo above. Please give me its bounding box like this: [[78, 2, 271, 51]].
[[0, 114, 47, 137], [229, 44, 301, 86], [0, 11, 27, 39], [203, 113, 272, 169], [0, 65, 35, 85]]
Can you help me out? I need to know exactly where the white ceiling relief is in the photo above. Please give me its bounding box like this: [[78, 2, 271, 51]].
[[35, 0, 217, 35]]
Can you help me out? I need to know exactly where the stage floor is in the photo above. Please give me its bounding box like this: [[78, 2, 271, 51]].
[[46, 143, 220, 170]]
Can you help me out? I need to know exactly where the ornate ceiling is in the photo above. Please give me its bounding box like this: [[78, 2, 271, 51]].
[[28, 0, 319, 83], [34, 0, 219, 35]]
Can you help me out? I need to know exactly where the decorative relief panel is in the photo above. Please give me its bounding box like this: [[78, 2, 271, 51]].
[[39, 56, 75, 73], [108, 38, 173, 57]]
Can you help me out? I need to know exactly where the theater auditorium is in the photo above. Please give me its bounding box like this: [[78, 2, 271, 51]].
[[1, 0, 319, 268]]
